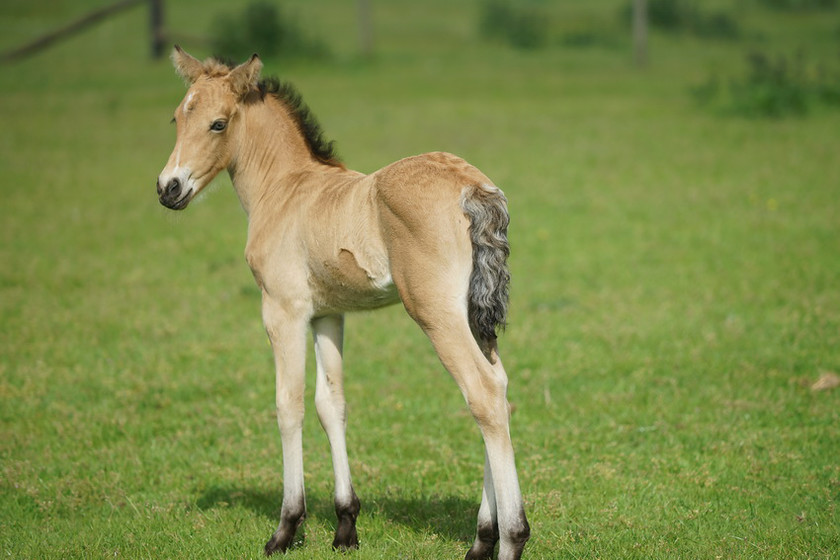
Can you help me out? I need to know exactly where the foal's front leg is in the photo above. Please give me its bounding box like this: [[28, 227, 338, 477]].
[[262, 296, 310, 556], [312, 314, 361, 550]]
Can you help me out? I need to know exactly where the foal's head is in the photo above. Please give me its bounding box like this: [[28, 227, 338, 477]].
[[157, 46, 262, 210]]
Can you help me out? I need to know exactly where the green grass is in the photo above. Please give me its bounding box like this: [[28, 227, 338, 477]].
[[2, 1, 839, 558]]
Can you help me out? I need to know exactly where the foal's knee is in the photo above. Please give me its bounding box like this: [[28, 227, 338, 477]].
[[315, 382, 345, 415], [275, 392, 305, 433]]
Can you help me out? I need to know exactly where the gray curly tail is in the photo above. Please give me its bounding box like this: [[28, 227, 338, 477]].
[[460, 183, 511, 343]]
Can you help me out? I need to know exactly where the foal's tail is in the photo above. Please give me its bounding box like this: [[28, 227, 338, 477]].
[[460, 183, 511, 343]]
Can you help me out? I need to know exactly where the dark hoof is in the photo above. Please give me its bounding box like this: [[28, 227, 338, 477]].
[[264, 532, 289, 556], [331, 521, 359, 552], [264, 512, 306, 556], [332, 493, 361, 551], [465, 541, 496, 560], [264, 529, 296, 556], [332, 533, 359, 552], [465, 521, 499, 560]]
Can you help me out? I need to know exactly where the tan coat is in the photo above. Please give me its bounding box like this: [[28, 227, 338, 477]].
[[157, 47, 529, 559]]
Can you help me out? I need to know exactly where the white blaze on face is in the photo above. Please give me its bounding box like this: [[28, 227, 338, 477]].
[[183, 91, 195, 117], [173, 91, 195, 170], [157, 90, 202, 203]]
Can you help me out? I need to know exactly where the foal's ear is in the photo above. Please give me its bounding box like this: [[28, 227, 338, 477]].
[[229, 53, 263, 97], [171, 45, 204, 85]]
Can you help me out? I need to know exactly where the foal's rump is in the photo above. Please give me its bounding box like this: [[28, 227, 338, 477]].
[[373, 152, 511, 343]]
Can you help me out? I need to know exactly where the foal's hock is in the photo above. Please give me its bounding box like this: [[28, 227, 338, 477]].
[[156, 46, 530, 560]]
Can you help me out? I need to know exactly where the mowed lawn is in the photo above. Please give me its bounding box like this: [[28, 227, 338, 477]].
[[1, 1, 838, 558]]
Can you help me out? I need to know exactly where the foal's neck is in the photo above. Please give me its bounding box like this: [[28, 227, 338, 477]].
[[227, 95, 323, 216]]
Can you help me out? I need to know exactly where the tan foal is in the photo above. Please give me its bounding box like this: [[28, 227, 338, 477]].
[[156, 46, 530, 559]]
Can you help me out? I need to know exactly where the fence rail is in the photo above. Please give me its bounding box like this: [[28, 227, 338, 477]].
[[1, 0, 164, 64]]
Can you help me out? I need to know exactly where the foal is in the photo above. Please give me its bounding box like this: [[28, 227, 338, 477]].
[[156, 46, 530, 560]]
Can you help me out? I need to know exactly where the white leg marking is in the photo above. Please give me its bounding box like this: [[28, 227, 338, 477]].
[[312, 314, 354, 505]]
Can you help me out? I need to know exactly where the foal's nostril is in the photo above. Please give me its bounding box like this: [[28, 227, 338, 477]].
[[167, 177, 181, 196]]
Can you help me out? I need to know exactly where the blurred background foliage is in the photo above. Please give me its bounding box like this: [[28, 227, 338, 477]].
[[196, 0, 840, 118], [209, 1, 330, 62]]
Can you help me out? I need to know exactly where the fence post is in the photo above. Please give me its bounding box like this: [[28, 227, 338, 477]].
[[358, 0, 374, 57], [150, 0, 165, 59], [633, 0, 647, 67]]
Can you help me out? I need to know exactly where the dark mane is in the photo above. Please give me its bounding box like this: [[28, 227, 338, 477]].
[[258, 77, 342, 167]]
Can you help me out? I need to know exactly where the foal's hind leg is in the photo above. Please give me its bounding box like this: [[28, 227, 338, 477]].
[[468, 450, 500, 559], [312, 314, 361, 550], [380, 182, 528, 559], [436, 323, 529, 560], [399, 294, 530, 560]]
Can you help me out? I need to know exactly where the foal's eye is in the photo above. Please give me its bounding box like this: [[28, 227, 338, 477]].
[[210, 120, 227, 132]]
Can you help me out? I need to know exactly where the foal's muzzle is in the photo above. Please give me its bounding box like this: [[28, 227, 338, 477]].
[[157, 177, 190, 210]]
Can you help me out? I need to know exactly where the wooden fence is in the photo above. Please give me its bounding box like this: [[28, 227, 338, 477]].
[[1, 0, 165, 63]]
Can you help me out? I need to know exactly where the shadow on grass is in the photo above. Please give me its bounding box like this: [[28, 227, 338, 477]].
[[195, 484, 477, 545], [195, 485, 280, 518], [368, 493, 478, 544]]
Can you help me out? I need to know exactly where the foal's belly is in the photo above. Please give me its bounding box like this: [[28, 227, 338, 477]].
[[310, 248, 401, 314]]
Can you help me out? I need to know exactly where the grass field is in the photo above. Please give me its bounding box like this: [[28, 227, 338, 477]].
[[2, 1, 839, 558]]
